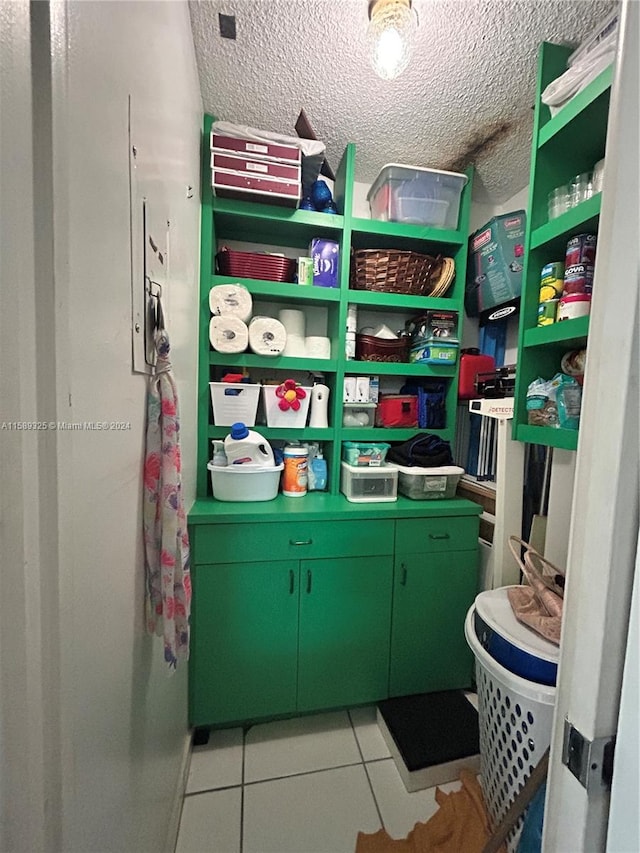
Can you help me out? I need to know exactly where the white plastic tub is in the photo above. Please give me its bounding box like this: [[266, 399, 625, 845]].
[[207, 462, 284, 502], [262, 385, 312, 428], [394, 464, 464, 500], [209, 382, 260, 427], [368, 163, 468, 230]]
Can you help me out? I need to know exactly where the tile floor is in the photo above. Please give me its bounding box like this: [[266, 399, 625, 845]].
[[176, 703, 474, 853]]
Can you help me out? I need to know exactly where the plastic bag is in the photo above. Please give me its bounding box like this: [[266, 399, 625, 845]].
[[541, 30, 617, 116], [507, 537, 564, 646]]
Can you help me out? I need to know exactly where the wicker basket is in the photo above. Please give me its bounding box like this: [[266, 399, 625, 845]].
[[356, 334, 410, 362], [350, 249, 442, 296]]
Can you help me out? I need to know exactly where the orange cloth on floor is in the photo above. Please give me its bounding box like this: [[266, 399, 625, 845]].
[[355, 770, 505, 853]]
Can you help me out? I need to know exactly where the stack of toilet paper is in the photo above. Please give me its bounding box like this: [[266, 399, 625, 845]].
[[208, 283, 288, 357]]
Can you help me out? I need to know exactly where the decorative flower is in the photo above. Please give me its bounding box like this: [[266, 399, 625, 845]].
[[275, 378, 306, 412]]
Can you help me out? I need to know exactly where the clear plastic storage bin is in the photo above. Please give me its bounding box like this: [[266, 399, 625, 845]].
[[368, 163, 468, 230], [340, 462, 397, 502], [394, 464, 464, 500]]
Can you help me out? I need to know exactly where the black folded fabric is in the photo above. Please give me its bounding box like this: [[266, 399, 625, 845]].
[[387, 433, 453, 468]]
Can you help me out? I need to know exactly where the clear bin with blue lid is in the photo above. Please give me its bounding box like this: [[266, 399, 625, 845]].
[[368, 163, 468, 230]]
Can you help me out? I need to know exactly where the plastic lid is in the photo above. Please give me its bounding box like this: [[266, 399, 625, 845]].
[[229, 422, 249, 439], [367, 163, 469, 201], [474, 587, 560, 663]]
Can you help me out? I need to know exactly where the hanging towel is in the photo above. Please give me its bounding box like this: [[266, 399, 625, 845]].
[[143, 304, 191, 670]]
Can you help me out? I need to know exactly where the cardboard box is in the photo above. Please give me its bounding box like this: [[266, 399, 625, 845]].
[[465, 211, 526, 318]]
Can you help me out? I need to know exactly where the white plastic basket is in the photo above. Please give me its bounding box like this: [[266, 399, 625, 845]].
[[262, 385, 311, 428], [465, 607, 556, 852], [210, 382, 260, 427]]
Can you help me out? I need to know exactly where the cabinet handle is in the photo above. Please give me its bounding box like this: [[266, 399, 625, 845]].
[[428, 533, 450, 540], [400, 563, 408, 586], [289, 569, 295, 595], [306, 569, 312, 594], [290, 539, 313, 546]]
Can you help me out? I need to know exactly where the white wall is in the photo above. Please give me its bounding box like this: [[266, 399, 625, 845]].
[[1, 2, 202, 851]]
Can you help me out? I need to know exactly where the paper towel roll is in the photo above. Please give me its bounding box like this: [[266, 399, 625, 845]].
[[248, 316, 287, 357], [305, 336, 331, 359], [209, 315, 249, 353], [282, 334, 306, 358], [209, 284, 252, 323], [278, 308, 306, 337]]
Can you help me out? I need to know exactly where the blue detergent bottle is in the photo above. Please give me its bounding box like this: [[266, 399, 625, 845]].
[[224, 422, 275, 467]]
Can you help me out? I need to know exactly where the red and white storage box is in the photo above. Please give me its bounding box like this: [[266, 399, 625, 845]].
[[210, 132, 301, 165], [368, 163, 468, 230], [210, 130, 302, 208], [394, 464, 464, 500]]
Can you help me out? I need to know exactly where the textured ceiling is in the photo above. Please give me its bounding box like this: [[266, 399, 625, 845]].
[[189, 0, 617, 204]]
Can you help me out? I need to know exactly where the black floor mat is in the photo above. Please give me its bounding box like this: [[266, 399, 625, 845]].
[[378, 690, 480, 772]]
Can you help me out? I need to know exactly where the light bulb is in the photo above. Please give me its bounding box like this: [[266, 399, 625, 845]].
[[367, 0, 417, 80]]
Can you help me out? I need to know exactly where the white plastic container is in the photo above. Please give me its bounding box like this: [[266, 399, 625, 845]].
[[223, 423, 274, 467], [368, 163, 468, 230], [340, 462, 397, 503], [394, 464, 464, 500], [342, 402, 377, 427], [207, 462, 283, 502], [262, 385, 312, 428], [210, 382, 260, 427]]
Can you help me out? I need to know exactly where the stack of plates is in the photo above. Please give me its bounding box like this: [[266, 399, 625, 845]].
[[427, 257, 456, 297]]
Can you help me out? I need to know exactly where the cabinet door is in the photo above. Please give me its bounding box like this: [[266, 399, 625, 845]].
[[190, 561, 299, 726], [297, 556, 393, 712], [389, 550, 477, 697]]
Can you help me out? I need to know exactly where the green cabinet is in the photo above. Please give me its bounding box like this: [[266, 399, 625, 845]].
[[190, 560, 299, 725], [298, 556, 392, 712], [389, 550, 477, 697], [189, 509, 480, 727], [513, 43, 612, 449]]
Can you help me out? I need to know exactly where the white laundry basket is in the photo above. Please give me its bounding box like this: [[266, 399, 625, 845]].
[[464, 607, 556, 852]]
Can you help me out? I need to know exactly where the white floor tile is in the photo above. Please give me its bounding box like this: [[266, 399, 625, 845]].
[[244, 711, 361, 783], [176, 787, 241, 853], [243, 764, 381, 853], [186, 728, 244, 794], [366, 758, 462, 840], [349, 706, 391, 761]]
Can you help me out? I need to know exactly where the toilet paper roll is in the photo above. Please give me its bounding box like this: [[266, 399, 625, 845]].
[[209, 315, 249, 353], [305, 336, 331, 359], [209, 284, 252, 323], [278, 308, 306, 337], [248, 316, 287, 357], [282, 334, 306, 358]]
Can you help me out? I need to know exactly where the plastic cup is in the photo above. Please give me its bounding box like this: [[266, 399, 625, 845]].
[[569, 173, 593, 207], [548, 186, 569, 220]]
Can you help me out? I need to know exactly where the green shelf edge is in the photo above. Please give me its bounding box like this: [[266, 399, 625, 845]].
[[339, 427, 452, 441], [350, 217, 464, 246], [208, 426, 333, 441], [523, 315, 590, 348], [530, 194, 602, 250], [538, 65, 613, 148], [345, 362, 457, 377], [516, 424, 578, 450], [346, 289, 456, 311], [211, 196, 345, 231], [210, 275, 341, 302], [209, 353, 339, 372], [188, 493, 483, 524]]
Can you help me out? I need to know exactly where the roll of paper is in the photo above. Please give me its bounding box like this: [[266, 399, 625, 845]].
[[282, 334, 306, 357], [209, 315, 249, 353], [248, 316, 287, 357], [278, 308, 306, 337], [305, 336, 331, 359], [209, 284, 253, 323]]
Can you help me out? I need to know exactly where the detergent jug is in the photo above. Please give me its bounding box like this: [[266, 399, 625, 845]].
[[224, 422, 274, 467]]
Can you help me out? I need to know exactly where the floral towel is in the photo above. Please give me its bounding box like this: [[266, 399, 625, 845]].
[[143, 327, 191, 669]]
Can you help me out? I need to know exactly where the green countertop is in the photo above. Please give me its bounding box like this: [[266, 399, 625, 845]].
[[188, 493, 482, 524]]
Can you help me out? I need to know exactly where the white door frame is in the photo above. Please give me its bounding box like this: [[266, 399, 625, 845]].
[[543, 1, 639, 849]]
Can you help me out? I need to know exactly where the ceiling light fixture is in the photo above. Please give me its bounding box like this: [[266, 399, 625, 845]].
[[367, 0, 418, 81]]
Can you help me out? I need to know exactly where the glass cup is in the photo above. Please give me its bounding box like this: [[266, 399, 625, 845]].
[[592, 159, 605, 194], [569, 172, 593, 207], [548, 185, 569, 220]]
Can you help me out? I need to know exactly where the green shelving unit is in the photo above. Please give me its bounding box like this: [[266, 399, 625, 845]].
[[196, 113, 474, 498], [513, 43, 612, 448]]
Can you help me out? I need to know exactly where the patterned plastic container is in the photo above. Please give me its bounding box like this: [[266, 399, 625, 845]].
[[464, 607, 555, 852]]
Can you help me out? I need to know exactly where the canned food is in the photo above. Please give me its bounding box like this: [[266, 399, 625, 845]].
[[557, 293, 591, 321], [563, 263, 594, 295], [537, 299, 558, 326], [539, 262, 564, 301], [565, 233, 597, 267]]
